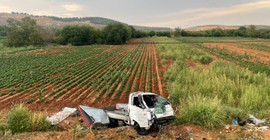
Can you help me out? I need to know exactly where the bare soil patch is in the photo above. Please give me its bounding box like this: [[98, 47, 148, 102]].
[[204, 43, 270, 64]]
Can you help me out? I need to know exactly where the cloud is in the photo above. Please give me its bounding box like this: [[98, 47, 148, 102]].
[[144, 0, 270, 27], [62, 4, 82, 12], [0, 5, 13, 13]]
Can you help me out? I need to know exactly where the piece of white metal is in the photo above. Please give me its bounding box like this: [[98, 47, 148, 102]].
[[46, 107, 77, 125]]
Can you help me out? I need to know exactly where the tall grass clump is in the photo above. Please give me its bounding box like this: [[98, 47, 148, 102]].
[[199, 55, 213, 64], [154, 37, 212, 64], [168, 61, 270, 111], [6, 104, 50, 134], [176, 95, 226, 129], [154, 36, 270, 128]]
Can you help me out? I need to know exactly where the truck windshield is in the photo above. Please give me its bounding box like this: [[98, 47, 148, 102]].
[[143, 95, 169, 108]]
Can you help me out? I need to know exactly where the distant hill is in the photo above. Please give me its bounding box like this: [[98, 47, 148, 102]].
[[184, 25, 239, 31], [0, 12, 171, 31], [184, 25, 270, 31], [251, 25, 270, 30]]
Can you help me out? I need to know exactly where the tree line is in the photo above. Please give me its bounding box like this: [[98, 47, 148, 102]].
[[0, 17, 171, 47], [4, 17, 268, 47], [173, 26, 270, 39]]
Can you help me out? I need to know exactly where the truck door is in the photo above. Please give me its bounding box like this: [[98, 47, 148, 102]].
[[129, 95, 149, 128]]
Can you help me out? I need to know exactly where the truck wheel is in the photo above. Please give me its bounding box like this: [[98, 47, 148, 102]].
[[109, 118, 119, 128], [134, 123, 150, 135]]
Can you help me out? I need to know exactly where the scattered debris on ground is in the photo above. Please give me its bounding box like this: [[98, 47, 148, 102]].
[[46, 107, 77, 125]]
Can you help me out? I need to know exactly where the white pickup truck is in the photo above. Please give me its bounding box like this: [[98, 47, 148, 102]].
[[79, 91, 175, 135]]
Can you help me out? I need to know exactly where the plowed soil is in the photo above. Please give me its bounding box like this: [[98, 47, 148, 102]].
[[0, 39, 166, 113], [203, 43, 270, 64]]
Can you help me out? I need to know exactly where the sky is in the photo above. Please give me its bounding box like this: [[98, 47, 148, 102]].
[[0, 0, 270, 28]]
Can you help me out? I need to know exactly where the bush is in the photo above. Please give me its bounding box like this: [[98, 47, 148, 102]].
[[102, 22, 130, 45], [57, 25, 99, 46], [6, 104, 50, 134], [176, 95, 226, 129], [199, 55, 213, 64]]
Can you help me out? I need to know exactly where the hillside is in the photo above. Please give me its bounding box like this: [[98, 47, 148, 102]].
[[184, 25, 239, 31], [0, 12, 171, 31], [184, 24, 270, 31]]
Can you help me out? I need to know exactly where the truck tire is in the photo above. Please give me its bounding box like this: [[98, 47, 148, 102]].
[[134, 123, 150, 135], [109, 118, 119, 128]]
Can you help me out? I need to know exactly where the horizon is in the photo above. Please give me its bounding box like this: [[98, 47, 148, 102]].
[[0, 0, 270, 28], [1, 12, 267, 29]]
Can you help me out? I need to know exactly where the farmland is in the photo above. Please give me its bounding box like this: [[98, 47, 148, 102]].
[[0, 36, 269, 115], [154, 36, 270, 128], [0, 36, 270, 139], [0, 38, 165, 112], [175, 37, 270, 75]]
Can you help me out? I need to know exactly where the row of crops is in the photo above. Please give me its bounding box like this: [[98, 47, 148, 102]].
[[173, 37, 270, 76], [239, 42, 270, 52], [0, 39, 163, 106], [193, 43, 270, 76], [173, 37, 270, 43]]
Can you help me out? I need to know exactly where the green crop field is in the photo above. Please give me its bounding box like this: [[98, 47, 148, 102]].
[[0, 38, 164, 111], [0, 36, 270, 132]]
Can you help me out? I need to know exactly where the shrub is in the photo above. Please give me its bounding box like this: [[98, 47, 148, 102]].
[[199, 55, 213, 64], [175, 95, 226, 129], [6, 104, 50, 134], [102, 22, 129, 45]]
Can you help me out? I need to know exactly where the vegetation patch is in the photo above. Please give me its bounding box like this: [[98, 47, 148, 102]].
[[199, 55, 213, 64], [154, 37, 270, 128], [3, 104, 50, 134], [176, 95, 226, 129]]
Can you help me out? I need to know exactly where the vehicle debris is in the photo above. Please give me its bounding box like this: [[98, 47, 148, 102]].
[[233, 117, 247, 126], [258, 126, 268, 130], [247, 114, 266, 125], [46, 107, 77, 125], [79, 105, 110, 129], [79, 92, 175, 135]]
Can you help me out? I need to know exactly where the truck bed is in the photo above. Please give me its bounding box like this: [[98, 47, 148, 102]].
[[105, 110, 129, 121]]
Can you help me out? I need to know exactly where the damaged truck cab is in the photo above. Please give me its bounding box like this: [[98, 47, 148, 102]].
[[127, 92, 175, 134], [79, 92, 175, 135]]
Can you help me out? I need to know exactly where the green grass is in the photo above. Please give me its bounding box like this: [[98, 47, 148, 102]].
[[0, 45, 47, 56], [154, 36, 270, 129], [175, 95, 226, 129]]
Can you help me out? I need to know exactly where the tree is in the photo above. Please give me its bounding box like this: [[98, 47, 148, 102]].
[[135, 30, 147, 38], [56, 25, 99, 46], [247, 25, 259, 38], [174, 27, 181, 36], [102, 22, 129, 45], [0, 25, 7, 37], [212, 28, 224, 37], [180, 30, 188, 36], [156, 31, 171, 37], [4, 17, 44, 47], [39, 27, 57, 44], [148, 31, 155, 37], [127, 25, 137, 38]]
